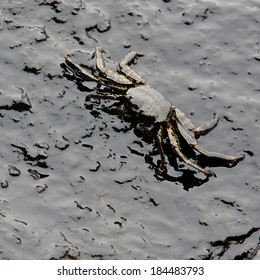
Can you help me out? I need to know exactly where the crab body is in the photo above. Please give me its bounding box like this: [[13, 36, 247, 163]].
[[65, 46, 245, 177], [127, 85, 172, 123]]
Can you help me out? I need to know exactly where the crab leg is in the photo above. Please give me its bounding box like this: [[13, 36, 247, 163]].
[[174, 107, 197, 131], [96, 45, 106, 71], [120, 51, 144, 66], [193, 113, 219, 137], [176, 121, 245, 163], [65, 57, 130, 90], [85, 93, 124, 102], [156, 124, 166, 168], [167, 126, 216, 177], [118, 51, 146, 84], [96, 46, 133, 85], [175, 107, 219, 137], [65, 57, 99, 82]]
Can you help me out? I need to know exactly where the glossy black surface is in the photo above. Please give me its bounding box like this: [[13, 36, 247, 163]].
[[0, 0, 259, 259]]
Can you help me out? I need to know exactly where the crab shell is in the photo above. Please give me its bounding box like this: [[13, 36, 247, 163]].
[[127, 85, 172, 123]]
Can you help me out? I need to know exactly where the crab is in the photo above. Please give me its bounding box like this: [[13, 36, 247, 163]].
[[65, 46, 245, 177]]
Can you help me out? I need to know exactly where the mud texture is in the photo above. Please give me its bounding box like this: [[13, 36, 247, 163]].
[[0, 0, 259, 259]]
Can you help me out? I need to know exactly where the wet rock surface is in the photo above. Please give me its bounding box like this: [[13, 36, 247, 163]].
[[0, 0, 259, 259]]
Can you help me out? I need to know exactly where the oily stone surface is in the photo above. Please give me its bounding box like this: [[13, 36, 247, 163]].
[[0, 0, 259, 259]]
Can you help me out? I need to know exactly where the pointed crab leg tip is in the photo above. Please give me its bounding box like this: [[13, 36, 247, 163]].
[[239, 154, 246, 160], [204, 169, 216, 177], [96, 45, 106, 53], [232, 153, 245, 164], [65, 56, 75, 66]]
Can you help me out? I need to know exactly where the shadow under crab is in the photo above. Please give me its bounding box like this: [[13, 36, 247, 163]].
[[64, 46, 245, 178]]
